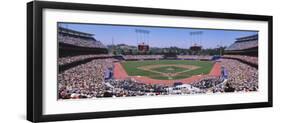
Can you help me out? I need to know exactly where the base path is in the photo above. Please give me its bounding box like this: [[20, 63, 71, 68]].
[[113, 62, 128, 79], [114, 62, 221, 86], [209, 62, 221, 76]]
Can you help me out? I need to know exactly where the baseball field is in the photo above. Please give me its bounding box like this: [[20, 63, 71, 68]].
[[120, 60, 214, 80]]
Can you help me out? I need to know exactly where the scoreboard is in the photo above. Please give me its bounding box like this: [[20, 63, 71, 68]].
[[138, 44, 149, 52], [190, 46, 202, 51]]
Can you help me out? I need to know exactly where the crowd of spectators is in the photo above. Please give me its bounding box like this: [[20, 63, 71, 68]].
[[58, 58, 115, 99], [58, 54, 113, 66], [219, 58, 258, 92], [191, 77, 223, 90], [188, 58, 258, 93], [58, 57, 258, 99], [225, 40, 258, 51], [165, 57, 258, 94], [58, 34, 106, 48], [104, 79, 169, 97], [123, 55, 163, 60], [177, 55, 212, 60], [123, 55, 212, 61], [223, 55, 258, 65]]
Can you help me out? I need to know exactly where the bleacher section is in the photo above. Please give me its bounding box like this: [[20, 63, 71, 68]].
[[225, 34, 258, 56], [58, 27, 110, 72], [58, 27, 105, 48], [58, 27, 108, 57]]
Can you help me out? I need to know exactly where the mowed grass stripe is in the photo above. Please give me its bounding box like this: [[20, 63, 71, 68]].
[[151, 66, 188, 73], [121, 60, 214, 80]]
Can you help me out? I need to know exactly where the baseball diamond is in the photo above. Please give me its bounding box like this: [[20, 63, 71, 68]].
[[121, 60, 213, 80]]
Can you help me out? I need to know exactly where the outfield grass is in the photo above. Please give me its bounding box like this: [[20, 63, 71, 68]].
[[121, 60, 214, 80], [151, 66, 188, 73]]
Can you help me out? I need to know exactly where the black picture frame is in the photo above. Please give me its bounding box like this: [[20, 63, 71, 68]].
[[27, 1, 273, 122]]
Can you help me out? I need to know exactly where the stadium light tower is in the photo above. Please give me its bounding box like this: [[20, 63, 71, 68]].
[[189, 31, 203, 55], [135, 29, 150, 44], [189, 31, 203, 46], [217, 40, 223, 56], [135, 29, 150, 54]]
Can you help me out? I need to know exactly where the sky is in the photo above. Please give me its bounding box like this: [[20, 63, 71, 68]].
[[59, 23, 258, 49]]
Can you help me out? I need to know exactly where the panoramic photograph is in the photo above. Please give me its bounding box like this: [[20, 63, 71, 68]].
[[57, 22, 258, 100]]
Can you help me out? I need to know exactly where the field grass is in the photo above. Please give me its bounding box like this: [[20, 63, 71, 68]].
[[121, 60, 214, 80], [151, 66, 188, 73]]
